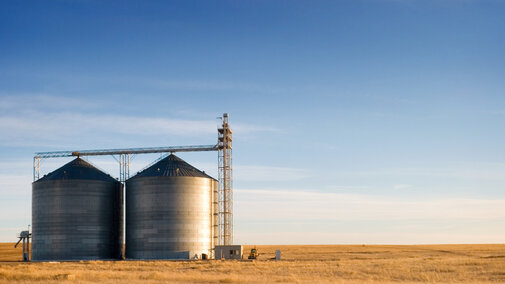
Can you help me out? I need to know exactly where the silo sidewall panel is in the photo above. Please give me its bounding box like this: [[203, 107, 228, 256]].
[[32, 179, 122, 261], [126, 176, 213, 259]]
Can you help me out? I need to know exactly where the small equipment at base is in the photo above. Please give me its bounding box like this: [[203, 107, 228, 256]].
[[248, 247, 259, 259], [15, 229, 31, 262]]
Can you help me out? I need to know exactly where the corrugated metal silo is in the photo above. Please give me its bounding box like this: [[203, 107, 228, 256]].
[[32, 158, 123, 261], [126, 154, 217, 259]]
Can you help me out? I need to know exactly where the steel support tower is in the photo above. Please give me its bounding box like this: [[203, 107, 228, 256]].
[[33, 113, 233, 245], [218, 113, 233, 246]]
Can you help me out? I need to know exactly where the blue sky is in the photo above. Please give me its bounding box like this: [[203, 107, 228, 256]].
[[1, 0, 505, 244]]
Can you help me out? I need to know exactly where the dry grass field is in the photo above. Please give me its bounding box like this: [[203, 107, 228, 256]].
[[1, 243, 505, 283]]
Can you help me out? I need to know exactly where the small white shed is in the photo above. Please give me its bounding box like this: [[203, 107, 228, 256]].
[[214, 245, 243, 260]]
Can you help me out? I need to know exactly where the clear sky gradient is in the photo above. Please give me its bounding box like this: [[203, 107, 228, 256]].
[[1, 0, 504, 244]]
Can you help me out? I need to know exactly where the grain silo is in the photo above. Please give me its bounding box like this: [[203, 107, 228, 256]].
[[126, 154, 217, 259], [32, 158, 123, 261]]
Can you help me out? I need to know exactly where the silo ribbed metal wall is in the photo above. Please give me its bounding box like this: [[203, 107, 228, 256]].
[[126, 176, 216, 259], [32, 177, 123, 260]]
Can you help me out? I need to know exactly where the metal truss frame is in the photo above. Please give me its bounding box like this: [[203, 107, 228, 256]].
[[218, 113, 233, 246]]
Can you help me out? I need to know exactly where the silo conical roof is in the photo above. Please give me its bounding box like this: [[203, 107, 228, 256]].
[[129, 154, 215, 180], [35, 157, 117, 183]]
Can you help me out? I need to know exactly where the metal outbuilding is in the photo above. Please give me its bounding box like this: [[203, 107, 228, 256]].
[[31, 158, 123, 261], [125, 154, 218, 259]]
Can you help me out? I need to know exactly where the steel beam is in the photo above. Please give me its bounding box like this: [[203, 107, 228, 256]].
[[34, 145, 218, 158]]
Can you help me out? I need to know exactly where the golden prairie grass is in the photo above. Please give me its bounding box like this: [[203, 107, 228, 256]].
[[1, 243, 505, 283], [0, 242, 23, 262]]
